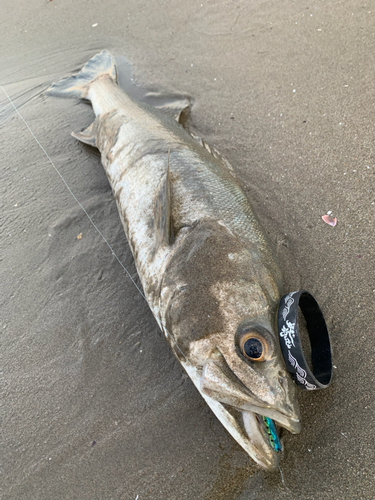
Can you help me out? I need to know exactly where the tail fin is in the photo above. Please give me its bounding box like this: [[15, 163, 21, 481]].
[[46, 50, 117, 100]]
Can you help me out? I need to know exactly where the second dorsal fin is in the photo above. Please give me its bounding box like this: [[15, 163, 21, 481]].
[[191, 133, 237, 178]]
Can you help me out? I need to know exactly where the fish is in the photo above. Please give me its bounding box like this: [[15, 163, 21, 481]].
[[47, 50, 300, 470]]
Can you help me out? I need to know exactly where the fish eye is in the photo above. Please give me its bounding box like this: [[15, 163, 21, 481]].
[[239, 331, 268, 362]]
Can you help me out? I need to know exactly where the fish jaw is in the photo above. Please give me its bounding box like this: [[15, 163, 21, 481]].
[[181, 342, 300, 468], [182, 361, 296, 470], [199, 356, 300, 433]]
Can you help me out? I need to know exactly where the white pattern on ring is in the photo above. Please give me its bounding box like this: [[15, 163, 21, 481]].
[[288, 350, 316, 390], [282, 291, 298, 321]]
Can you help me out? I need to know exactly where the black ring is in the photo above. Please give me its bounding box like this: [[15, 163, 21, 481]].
[[277, 290, 332, 390]]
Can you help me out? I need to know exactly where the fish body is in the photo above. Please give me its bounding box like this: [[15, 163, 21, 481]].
[[48, 51, 300, 469]]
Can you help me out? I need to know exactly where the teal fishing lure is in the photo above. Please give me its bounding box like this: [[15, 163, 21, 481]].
[[261, 416, 281, 452]]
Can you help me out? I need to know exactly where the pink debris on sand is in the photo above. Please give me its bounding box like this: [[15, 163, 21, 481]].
[[322, 215, 337, 227]]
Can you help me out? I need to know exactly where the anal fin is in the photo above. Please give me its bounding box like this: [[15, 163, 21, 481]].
[[71, 119, 98, 147]]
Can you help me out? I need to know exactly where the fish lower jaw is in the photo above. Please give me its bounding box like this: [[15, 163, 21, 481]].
[[241, 410, 280, 469], [240, 405, 302, 469]]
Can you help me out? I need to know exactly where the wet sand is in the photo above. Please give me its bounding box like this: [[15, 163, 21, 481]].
[[2, 1, 375, 499]]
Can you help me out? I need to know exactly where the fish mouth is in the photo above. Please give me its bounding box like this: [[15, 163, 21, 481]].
[[182, 359, 300, 469], [236, 389, 301, 468], [198, 394, 300, 470], [197, 358, 300, 469], [240, 407, 300, 469]]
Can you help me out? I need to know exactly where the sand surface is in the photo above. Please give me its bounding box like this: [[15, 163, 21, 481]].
[[1, 1, 374, 499]]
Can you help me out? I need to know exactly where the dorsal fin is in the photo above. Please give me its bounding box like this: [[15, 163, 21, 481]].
[[190, 133, 237, 178], [143, 93, 191, 123]]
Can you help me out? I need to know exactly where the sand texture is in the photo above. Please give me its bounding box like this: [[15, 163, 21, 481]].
[[1, 1, 374, 499]]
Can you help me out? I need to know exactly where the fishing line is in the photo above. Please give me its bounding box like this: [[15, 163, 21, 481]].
[[0, 85, 146, 301], [278, 466, 289, 490]]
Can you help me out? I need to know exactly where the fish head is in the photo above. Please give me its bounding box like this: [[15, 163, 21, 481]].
[[189, 274, 300, 469], [161, 219, 300, 469], [187, 321, 300, 469]]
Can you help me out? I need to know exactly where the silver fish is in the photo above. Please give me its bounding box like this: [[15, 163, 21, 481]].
[[47, 50, 300, 469]]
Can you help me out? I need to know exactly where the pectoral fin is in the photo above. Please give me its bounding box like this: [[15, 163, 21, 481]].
[[71, 119, 98, 147], [154, 157, 172, 248]]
